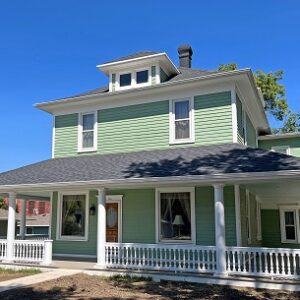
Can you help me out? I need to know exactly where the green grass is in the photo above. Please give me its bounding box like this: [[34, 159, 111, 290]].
[[0, 268, 41, 276]]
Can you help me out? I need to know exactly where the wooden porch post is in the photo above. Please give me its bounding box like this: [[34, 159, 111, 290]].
[[20, 199, 26, 240], [96, 188, 106, 268], [6, 192, 16, 262], [213, 184, 227, 276]]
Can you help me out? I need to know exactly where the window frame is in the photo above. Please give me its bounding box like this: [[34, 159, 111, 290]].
[[169, 97, 195, 145], [271, 145, 290, 155], [119, 72, 132, 89], [78, 111, 97, 153], [279, 205, 300, 244], [155, 187, 196, 244], [56, 191, 89, 241]]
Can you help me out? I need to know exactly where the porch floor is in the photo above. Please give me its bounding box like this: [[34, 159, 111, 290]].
[[51, 259, 96, 270]]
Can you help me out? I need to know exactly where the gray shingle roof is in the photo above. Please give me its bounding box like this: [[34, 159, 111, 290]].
[[1, 144, 300, 187], [102, 51, 160, 64]]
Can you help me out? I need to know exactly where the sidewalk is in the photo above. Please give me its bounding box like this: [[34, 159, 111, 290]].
[[0, 269, 80, 293]]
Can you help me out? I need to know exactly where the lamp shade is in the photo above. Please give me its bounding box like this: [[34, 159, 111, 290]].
[[173, 215, 184, 225]]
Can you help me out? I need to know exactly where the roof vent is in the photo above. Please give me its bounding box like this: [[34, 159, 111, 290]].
[[178, 44, 193, 68]]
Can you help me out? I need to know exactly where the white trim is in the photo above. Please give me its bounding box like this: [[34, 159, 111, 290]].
[[279, 205, 300, 244], [169, 97, 195, 145], [77, 111, 97, 153], [271, 145, 291, 155], [52, 116, 55, 158], [246, 190, 251, 244], [258, 133, 300, 140], [155, 187, 196, 244], [243, 109, 247, 145], [231, 87, 238, 143], [155, 64, 160, 84], [56, 191, 89, 241], [106, 195, 123, 243], [49, 192, 53, 240], [256, 197, 262, 241], [234, 185, 242, 246]]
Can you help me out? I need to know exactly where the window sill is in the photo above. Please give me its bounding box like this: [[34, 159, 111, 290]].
[[169, 139, 195, 145], [281, 240, 298, 244], [57, 237, 88, 242], [159, 239, 194, 244], [78, 148, 97, 154]]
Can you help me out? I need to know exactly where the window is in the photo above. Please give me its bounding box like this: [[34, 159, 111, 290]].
[[119, 73, 131, 87], [26, 227, 33, 235], [28, 201, 35, 215], [279, 206, 300, 243], [271, 146, 290, 155], [157, 188, 195, 243], [38, 201, 46, 214], [79, 112, 97, 152], [170, 98, 194, 144], [58, 194, 88, 240], [136, 70, 149, 84]]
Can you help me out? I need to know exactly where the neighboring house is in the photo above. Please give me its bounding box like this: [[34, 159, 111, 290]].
[[0, 45, 300, 287], [0, 209, 19, 239]]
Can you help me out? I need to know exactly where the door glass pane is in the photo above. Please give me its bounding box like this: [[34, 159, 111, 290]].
[[136, 70, 148, 84], [120, 73, 131, 86], [83, 131, 94, 148], [61, 195, 86, 237], [82, 114, 94, 131], [175, 101, 189, 120], [175, 120, 190, 139], [285, 211, 295, 225], [160, 192, 191, 241], [285, 226, 296, 240]]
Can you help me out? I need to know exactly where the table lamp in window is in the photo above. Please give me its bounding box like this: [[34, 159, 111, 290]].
[[173, 215, 184, 238]]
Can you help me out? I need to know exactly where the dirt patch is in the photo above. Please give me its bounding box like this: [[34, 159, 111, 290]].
[[0, 269, 40, 282], [0, 273, 299, 299]]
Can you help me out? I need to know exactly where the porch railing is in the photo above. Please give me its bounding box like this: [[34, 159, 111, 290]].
[[0, 239, 52, 265], [105, 243, 216, 273], [226, 246, 300, 278]]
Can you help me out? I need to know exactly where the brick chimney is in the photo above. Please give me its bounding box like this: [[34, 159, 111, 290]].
[[178, 44, 193, 68]]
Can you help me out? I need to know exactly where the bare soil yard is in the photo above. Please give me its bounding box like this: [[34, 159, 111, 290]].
[[0, 273, 299, 299]]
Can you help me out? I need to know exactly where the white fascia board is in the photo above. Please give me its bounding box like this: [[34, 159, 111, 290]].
[[35, 69, 252, 113], [2, 170, 300, 193], [97, 53, 179, 76]]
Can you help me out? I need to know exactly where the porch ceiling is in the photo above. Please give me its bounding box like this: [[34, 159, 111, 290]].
[[1, 143, 300, 192]]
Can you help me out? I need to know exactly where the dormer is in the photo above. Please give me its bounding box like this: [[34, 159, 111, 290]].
[[97, 52, 179, 92]]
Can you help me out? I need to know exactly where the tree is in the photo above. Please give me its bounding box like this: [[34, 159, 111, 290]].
[[281, 110, 300, 133], [218, 63, 291, 129], [0, 198, 8, 210]]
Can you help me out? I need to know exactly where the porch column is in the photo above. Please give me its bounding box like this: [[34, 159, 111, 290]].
[[6, 192, 17, 262], [213, 184, 227, 276], [96, 188, 106, 268], [20, 199, 26, 240]]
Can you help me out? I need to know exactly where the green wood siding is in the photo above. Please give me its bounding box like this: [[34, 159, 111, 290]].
[[246, 113, 257, 147], [160, 68, 168, 82], [259, 137, 300, 157], [194, 92, 232, 145], [195, 186, 236, 246], [261, 209, 300, 248], [236, 95, 244, 144], [54, 114, 78, 158], [151, 66, 156, 85], [54, 92, 233, 158]]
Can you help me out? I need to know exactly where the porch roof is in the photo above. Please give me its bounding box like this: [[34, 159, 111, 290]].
[[1, 143, 300, 191]]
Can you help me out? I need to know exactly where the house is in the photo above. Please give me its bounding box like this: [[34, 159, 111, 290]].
[[0, 45, 300, 288]]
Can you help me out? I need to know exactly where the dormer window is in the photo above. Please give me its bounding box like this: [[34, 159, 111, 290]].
[[119, 73, 132, 87], [136, 70, 149, 84]]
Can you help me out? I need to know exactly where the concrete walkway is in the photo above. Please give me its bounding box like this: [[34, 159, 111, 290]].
[[0, 269, 80, 293]]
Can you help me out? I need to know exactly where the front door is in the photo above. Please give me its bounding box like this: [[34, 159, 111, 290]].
[[106, 203, 119, 242]]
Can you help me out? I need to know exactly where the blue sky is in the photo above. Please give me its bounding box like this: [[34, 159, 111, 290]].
[[0, 0, 299, 172]]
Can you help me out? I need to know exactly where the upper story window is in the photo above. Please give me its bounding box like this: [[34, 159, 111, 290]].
[[279, 206, 300, 243], [136, 70, 149, 84], [78, 112, 97, 152], [119, 73, 132, 87], [169, 98, 194, 144], [271, 145, 290, 155]]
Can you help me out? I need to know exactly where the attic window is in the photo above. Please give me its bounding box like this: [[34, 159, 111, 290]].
[[119, 73, 131, 87], [136, 70, 149, 84]]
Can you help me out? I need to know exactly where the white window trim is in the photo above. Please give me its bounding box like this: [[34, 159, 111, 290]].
[[271, 145, 290, 155], [246, 189, 251, 244], [279, 205, 300, 244], [78, 111, 97, 153], [155, 187, 196, 244], [169, 97, 195, 145], [115, 68, 151, 91], [106, 195, 123, 243], [256, 197, 262, 241], [56, 191, 89, 241]]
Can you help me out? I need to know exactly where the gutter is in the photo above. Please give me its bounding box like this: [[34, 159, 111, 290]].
[[258, 133, 300, 140], [1, 170, 300, 192]]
